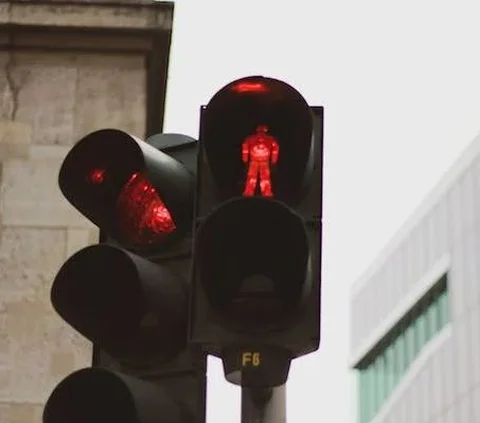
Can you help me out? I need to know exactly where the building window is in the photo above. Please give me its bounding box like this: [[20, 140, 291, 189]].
[[356, 273, 449, 423]]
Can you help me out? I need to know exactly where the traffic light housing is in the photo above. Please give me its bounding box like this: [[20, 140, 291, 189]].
[[190, 76, 323, 388], [44, 130, 206, 423]]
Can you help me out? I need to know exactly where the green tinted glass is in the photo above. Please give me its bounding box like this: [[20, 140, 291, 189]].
[[426, 300, 438, 341], [356, 276, 449, 423], [385, 343, 396, 395], [438, 290, 449, 327], [416, 306, 428, 351], [393, 332, 404, 385], [405, 321, 415, 365]]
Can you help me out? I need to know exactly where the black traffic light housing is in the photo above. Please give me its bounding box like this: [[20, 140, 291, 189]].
[[44, 368, 186, 423], [58, 129, 195, 253], [189, 76, 323, 388], [44, 130, 206, 423]]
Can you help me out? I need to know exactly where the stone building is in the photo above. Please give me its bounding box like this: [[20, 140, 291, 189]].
[[0, 1, 173, 421]]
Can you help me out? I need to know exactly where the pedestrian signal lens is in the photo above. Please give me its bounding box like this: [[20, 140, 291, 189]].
[[202, 76, 314, 206], [242, 125, 279, 198], [116, 172, 176, 247]]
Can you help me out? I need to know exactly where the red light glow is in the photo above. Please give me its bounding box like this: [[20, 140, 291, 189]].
[[242, 125, 279, 197], [230, 81, 269, 94], [88, 168, 106, 184], [116, 172, 176, 246]]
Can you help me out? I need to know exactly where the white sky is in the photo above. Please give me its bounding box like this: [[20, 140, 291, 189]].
[[162, 1, 480, 422]]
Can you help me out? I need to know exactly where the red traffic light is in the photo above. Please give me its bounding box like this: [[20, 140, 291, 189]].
[[86, 167, 176, 246], [59, 129, 194, 251], [230, 80, 270, 94], [88, 168, 106, 184], [242, 125, 279, 198], [117, 172, 176, 246], [201, 76, 314, 206]]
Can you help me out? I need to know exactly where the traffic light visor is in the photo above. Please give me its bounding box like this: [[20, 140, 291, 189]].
[[43, 368, 136, 423], [51, 244, 187, 358], [196, 197, 311, 329], [59, 129, 193, 251], [43, 368, 184, 423], [202, 76, 314, 205]]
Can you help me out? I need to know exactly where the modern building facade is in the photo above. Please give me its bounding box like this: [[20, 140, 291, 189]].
[[350, 132, 480, 423]]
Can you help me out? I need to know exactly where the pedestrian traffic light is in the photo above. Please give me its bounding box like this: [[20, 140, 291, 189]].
[[44, 129, 206, 423], [189, 76, 323, 388]]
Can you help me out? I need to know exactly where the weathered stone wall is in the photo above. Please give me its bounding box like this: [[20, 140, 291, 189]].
[[0, 0, 170, 415]]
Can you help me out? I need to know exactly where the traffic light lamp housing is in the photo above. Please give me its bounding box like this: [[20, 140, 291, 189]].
[[190, 76, 323, 387], [45, 130, 206, 423], [59, 129, 195, 254], [195, 197, 311, 331], [51, 244, 187, 361], [197, 76, 315, 208], [54, 130, 198, 362], [44, 368, 186, 423]]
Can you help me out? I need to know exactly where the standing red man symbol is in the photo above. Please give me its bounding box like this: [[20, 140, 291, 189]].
[[242, 125, 280, 197]]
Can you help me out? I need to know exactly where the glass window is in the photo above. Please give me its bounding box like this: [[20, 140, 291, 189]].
[[385, 343, 396, 396], [405, 321, 416, 366], [365, 364, 375, 423], [394, 330, 406, 383], [358, 370, 366, 423], [374, 355, 386, 414], [415, 304, 428, 352], [355, 275, 449, 423], [426, 299, 438, 341], [438, 290, 449, 327]]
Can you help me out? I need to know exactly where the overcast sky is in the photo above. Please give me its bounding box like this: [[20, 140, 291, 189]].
[[162, 1, 480, 422]]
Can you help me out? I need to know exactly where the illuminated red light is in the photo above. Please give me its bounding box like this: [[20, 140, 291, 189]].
[[230, 81, 269, 94], [116, 172, 176, 246], [242, 125, 279, 197], [88, 168, 106, 184]]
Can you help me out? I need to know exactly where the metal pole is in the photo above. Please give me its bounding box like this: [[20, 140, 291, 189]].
[[241, 384, 286, 423]]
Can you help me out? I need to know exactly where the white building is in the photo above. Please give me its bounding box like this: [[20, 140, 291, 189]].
[[349, 132, 480, 423]]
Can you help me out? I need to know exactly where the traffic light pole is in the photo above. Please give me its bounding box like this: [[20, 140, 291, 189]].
[[241, 384, 286, 423]]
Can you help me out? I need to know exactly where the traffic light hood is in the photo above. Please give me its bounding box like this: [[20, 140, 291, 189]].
[[59, 129, 194, 251], [43, 368, 185, 423], [195, 196, 311, 331], [201, 76, 315, 205], [51, 244, 187, 359]]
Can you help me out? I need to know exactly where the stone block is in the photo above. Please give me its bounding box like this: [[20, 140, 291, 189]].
[[0, 121, 32, 160], [49, 351, 75, 380], [73, 53, 146, 139], [12, 52, 77, 145], [0, 308, 91, 403], [0, 227, 66, 304], [66, 228, 99, 257], [9, 3, 171, 30], [1, 145, 95, 228], [0, 52, 14, 120], [0, 3, 10, 25], [0, 402, 43, 423], [0, 226, 91, 403], [0, 51, 8, 67]]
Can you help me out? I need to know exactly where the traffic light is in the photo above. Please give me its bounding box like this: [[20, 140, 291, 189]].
[[190, 76, 323, 388], [44, 129, 206, 423]]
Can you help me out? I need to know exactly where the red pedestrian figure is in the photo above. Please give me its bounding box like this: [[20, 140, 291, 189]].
[[242, 125, 279, 197]]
